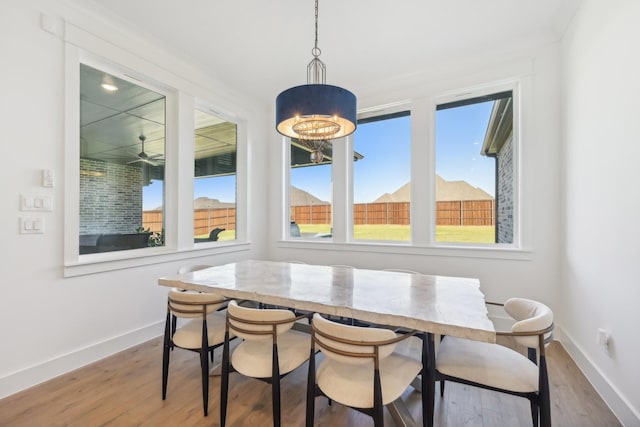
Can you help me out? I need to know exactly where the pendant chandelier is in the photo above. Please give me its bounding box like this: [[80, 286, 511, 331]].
[[276, 0, 357, 143]]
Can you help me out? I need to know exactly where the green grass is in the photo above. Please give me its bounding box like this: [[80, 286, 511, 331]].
[[435, 225, 495, 243], [297, 224, 495, 243]]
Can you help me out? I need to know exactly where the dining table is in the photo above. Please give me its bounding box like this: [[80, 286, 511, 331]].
[[158, 259, 496, 427]]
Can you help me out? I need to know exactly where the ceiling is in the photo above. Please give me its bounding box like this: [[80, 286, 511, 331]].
[[80, 64, 236, 169], [75, 0, 581, 169], [74, 0, 582, 107]]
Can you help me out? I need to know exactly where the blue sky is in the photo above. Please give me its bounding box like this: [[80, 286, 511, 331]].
[[291, 102, 495, 203], [143, 175, 236, 210], [144, 102, 495, 209], [435, 101, 495, 196]]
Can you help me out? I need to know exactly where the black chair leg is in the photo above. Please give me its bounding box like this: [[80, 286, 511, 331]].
[[221, 334, 230, 427], [531, 400, 539, 427], [426, 333, 436, 427], [200, 346, 209, 416], [539, 355, 551, 427], [306, 348, 316, 427], [162, 312, 171, 400], [272, 344, 281, 427], [440, 380, 445, 397]]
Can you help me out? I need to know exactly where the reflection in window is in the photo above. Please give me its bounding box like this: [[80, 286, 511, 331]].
[[353, 112, 411, 241], [193, 109, 237, 242], [289, 140, 333, 239], [435, 90, 514, 244], [79, 63, 165, 254]]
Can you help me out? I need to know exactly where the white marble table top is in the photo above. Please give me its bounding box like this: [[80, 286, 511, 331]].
[[158, 259, 495, 342]]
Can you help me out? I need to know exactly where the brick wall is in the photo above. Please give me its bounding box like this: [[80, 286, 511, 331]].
[[496, 136, 514, 243], [80, 159, 144, 235]]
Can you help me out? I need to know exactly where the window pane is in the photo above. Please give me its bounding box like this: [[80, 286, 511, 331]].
[[290, 141, 332, 239], [435, 91, 513, 244], [193, 110, 237, 242], [79, 64, 165, 254], [353, 112, 411, 241]]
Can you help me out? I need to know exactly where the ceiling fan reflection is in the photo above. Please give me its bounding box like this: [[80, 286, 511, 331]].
[[127, 135, 163, 166]]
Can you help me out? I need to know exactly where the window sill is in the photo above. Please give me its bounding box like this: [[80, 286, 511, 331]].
[[63, 242, 251, 277], [276, 239, 532, 261]]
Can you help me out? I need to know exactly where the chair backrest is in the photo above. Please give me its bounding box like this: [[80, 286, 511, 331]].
[[226, 300, 296, 341], [312, 313, 398, 365], [209, 228, 225, 241], [168, 288, 226, 319], [177, 264, 212, 274], [504, 298, 554, 348]]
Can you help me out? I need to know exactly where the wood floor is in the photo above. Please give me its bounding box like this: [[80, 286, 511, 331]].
[[0, 338, 621, 427]]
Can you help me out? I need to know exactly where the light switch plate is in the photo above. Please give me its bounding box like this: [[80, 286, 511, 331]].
[[20, 217, 44, 234], [21, 194, 53, 211]]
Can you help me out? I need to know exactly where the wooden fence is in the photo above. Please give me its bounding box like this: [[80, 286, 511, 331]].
[[436, 200, 494, 226], [291, 200, 494, 226], [143, 200, 494, 233], [142, 208, 237, 235]]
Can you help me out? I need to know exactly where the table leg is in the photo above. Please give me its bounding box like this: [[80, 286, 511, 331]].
[[388, 398, 417, 427]]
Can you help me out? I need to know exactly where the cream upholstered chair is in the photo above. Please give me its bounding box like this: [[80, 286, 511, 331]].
[[306, 314, 427, 427], [162, 288, 228, 416], [433, 298, 554, 427], [220, 301, 312, 427]]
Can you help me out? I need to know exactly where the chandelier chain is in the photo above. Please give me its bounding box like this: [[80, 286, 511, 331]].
[[313, 0, 320, 58]]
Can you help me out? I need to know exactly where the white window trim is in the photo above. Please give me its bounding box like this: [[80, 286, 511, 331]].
[[63, 24, 249, 277], [428, 79, 524, 249], [279, 76, 532, 259]]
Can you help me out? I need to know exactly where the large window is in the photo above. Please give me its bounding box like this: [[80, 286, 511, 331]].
[[435, 90, 514, 244], [289, 140, 333, 239], [353, 112, 411, 241], [193, 109, 237, 243], [79, 63, 166, 254]]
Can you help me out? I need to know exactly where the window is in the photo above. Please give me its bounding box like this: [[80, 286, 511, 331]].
[[289, 140, 333, 239], [79, 63, 166, 254], [193, 109, 237, 243], [435, 90, 514, 244], [353, 112, 411, 241]]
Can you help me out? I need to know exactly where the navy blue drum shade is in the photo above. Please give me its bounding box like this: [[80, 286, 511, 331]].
[[276, 84, 357, 141]]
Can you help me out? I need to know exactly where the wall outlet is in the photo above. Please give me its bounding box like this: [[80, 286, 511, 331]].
[[597, 328, 610, 352], [43, 169, 55, 188]]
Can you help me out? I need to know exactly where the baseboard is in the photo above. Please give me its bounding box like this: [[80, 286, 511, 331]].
[[0, 321, 163, 400], [555, 326, 640, 427]]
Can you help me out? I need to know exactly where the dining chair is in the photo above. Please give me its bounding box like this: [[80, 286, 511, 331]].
[[220, 300, 312, 427], [306, 313, 427, 427], [162, 288, 228, 416], [432, 298, 554, 427]]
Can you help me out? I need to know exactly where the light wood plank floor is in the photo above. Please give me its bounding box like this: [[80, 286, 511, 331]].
[[0, 338, 621, 427]]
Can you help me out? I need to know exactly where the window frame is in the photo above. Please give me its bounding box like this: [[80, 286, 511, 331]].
[[63, 30, 249, 277], [431, 82, 520, 248], [192, 103, 239, 245], [351, 108, 412, 243], [279, 78, 531, 258]]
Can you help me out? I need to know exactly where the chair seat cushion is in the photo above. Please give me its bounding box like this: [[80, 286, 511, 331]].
[[173, 311, 227, 349], [436, 336, 539, 393], [231, 330, 310, 378], [316, 353, 422, 408]]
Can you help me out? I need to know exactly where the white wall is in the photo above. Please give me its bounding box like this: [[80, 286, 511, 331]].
[[560, 1, 640, 424], [2, 1, 638, 424], [0, 0, 268, 398]]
